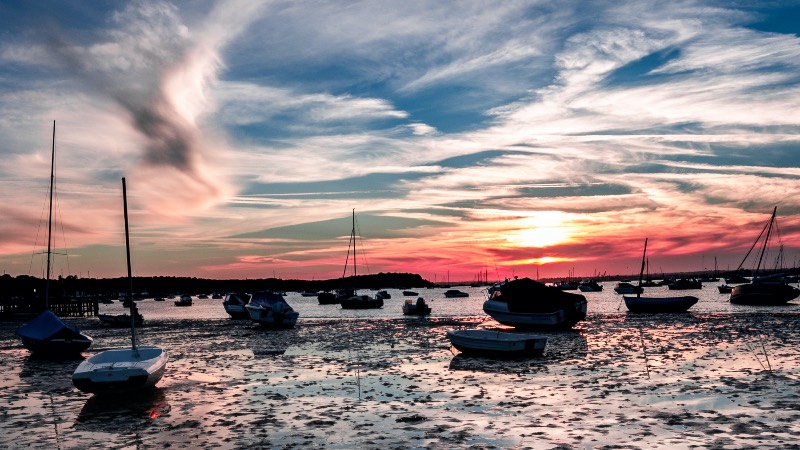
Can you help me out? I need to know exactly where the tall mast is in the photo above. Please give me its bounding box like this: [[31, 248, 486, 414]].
[[122, 178, 137, 352], [352, 209, 356, 279], [754, 207, 777, 277], [45, 121, 56, 309], [636, 238, 648, 298]]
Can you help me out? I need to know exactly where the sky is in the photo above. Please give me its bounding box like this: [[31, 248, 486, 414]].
[[1, 0, 800, 283]]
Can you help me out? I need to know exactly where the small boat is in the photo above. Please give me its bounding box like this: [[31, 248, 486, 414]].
[[340, 294, 384, 309], [729, 208, 800, 305], [613, 282, 643, 295], [623, 239, 699, 313], [72, 178, 168, 394], [246, 291, 299, 328], [375, 290, 391, 300], [153, 297, 165, 302], [222, 292, 252, 319], [317, 291, 339, 305], [336, 209, 383, 310], [300, 291, 318, 297], [16, 122, 92, 357], [482, 277, 587, 330], [197, 294, 209, 299], [211, 293, 223, 299], [174, 295, 192, 307], [17, 310, 93, 357], [444, 289, 469, 298], [718, 285, 733, 294], [552, 281, 579, 290], [667, 278, 702, 290], [403, 290, 419, 296], [99, 309, 144, 327], [446, 329, 546, 358], [402, 297, 431, 316], [577, 280, 603, 292]]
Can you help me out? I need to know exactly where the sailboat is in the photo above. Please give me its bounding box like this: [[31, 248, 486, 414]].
[[730, 207, 800, 305], [16, 121, 93, 357], [72, 178, 168, 394], [623, 238, 698, 313], [339, 209, 384, 309]]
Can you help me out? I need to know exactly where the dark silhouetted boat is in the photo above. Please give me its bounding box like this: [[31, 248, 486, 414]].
[[623, 239, 698, 313], [482, 277, 587, 330]]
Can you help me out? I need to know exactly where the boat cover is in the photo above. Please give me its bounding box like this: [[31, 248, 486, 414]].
[[249, 291, 290, 308], [494, 277, 587, 313], [17, 310, 84, 341]]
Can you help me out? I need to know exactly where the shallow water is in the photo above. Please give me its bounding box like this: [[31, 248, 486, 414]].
[[97, 281, 800, 321], [2, 285, 800, 449]]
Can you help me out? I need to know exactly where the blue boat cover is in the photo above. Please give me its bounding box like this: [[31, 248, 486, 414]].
[[16, 310, 82, 341], [249, 291, 289, 308]]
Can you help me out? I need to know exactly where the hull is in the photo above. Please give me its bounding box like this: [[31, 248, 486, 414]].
[[72, 346, 168, 394], [340, 295, 384, 309], [623, 295, 698, 313], [402, 303, 431, 316], [17, 310, 93, 357], [447, 330, 546, 357], [246, 305, 299, 328], [98, 314, 143, 327], [444, 290, 469, 298], [317, 292, 339, 304], [483, 300, 582, 329], [730, 283, 800, 305], [223, 303, 250, 319]]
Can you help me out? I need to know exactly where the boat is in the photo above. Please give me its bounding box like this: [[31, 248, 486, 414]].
[[402, 290, 419, 296], [375, 290, 391, 300], [153, 297, 165, 302], [174, 294, 192, 307], [446, 329, 546, 358], [197, 294, 209, 299], [730, 207, 800, 305], [99, 306, 144, 327], [338, 209, 383, 310], [552, 281, 579, 290], [623, 239, 698, 313], [444, 289, 469, 298], [300, 291, 318, 297], [16, 121, 93, 357], [245, 290, 299, 328], [72, 178, 168, 394], [613, 282, 643, 295], [317, 291, 339, 305], [666, 278, 702, 290], [222, 292, 252, 319], [482, 277, 587, 330], [577, 280, 603, 292], [718, 285, 733, 294], [402, 297, 431, 316]]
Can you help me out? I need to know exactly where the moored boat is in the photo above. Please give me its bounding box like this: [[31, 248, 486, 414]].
[[174, 294, 192, 307], [402, 297, 431, 316], [72, 177, 167, 394], [340, 295, 384, 309], [444, 289, 469, 298], [446, 329, 546, 357], [482, 277, 587, 330], [246, 291, 299, 328], [222, 292, 252, 319], [623, 238, 699, 313]]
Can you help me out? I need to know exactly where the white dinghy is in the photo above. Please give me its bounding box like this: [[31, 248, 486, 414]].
[[447, 329, 547, 358], [73, 178, 168, 394]]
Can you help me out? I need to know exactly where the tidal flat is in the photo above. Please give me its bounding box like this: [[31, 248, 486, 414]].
[[2, 312, 800, 449]]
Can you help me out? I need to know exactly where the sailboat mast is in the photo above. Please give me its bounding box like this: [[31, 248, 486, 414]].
[[352, 209, 356, 279], [122, 178, 137, 351], [45, 121, 56, 309], [637, 238, 648, 298], [754, 207, 777, 276]]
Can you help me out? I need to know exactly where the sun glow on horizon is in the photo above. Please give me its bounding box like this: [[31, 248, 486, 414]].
[[501, 211, 575, 248]]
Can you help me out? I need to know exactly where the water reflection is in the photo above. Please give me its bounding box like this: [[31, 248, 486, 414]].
[[20, 354, 83, 392], [75, 387, 170, 428], [448, 331, 588, 372]]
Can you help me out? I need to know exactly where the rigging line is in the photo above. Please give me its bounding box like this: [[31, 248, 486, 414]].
[[735, 208, 773, 271], [638, 326, 651, 380]]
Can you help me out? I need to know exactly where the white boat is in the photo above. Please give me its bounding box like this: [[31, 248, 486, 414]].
[[222, 292, 251, 319], [446, 329, 546, 357], [246, 291, 299, 328], [174, 294, 192, 306], [16, 121, 92, 357], [72, 346, 169, 394], [482, 277, 587, 330], [72, 178, 168, 394]]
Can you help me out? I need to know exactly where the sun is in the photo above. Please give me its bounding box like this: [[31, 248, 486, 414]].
[[503, 212, 573, 248]]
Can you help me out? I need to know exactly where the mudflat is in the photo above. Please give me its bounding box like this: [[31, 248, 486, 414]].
[[2, 312, 799, 449]]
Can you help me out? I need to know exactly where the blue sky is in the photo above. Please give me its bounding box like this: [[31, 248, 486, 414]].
[[1, 0, 799, 281]]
